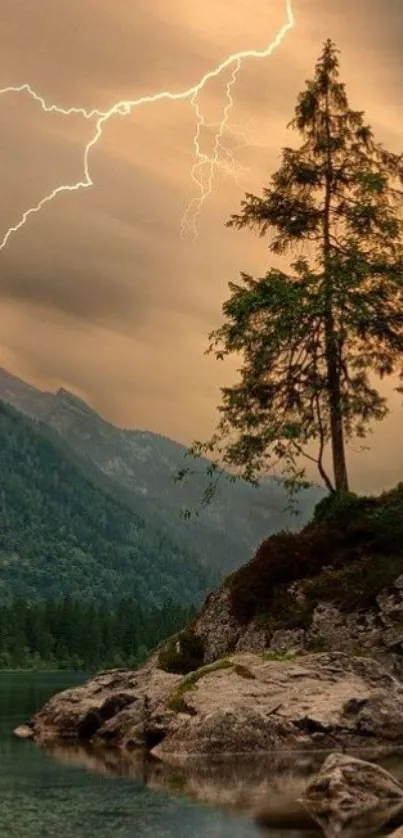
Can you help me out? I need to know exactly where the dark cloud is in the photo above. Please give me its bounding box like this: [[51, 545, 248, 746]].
[[0, 0, 402, 490]]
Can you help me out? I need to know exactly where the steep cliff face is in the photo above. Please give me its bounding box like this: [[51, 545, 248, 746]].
[[192, 577, 403, 674], [161, 486, 403, 675]]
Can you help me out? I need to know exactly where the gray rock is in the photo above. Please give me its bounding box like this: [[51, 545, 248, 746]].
[[28, 652, 403, 760], [190, 574, 403, 682], [13, 724, 33, 739], [30, 663, 181, 747], [301, 752, 403, 838], [194, 588, 241, 663], [234, 621, 268, 654], [269, 628, 306, 654]]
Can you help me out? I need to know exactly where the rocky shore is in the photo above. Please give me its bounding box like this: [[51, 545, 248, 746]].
[[20, 651, 403, 759], [18, 488, 403, 766]]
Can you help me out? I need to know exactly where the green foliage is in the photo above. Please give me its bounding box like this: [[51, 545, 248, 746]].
[[167, 659, 233, 713], [0, 401, 211, 605], [0, 371, 323, 581], [261, 651, 296, 662], [229, 483, 403, 626], [369, 483, 403, 549], [184, 39, 403, 499], [0, 595, 192, 671], [313, 491, 369, 523], [158, 627, 205, 675], [301, 554, 403, 613]]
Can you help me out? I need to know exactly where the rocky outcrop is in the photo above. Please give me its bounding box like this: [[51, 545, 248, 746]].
[[24, 652, 403, 760], [29, 658, 181, 749], [192, 574, 403, 676], [301, 753, 403, 838]]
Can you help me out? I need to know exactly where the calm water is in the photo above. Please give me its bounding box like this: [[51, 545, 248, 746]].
[[0, 672, 266, 838], [5, 673, 403, 838]]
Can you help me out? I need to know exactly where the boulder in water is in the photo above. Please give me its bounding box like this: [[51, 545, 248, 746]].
[[301, 752, 403, 838]]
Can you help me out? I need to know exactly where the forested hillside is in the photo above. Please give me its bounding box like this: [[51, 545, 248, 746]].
[[0, 368, 322, 574], [0, 402, 213, 605], [0, 596, 194, 670]]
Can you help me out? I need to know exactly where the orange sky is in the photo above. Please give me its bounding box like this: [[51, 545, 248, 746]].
[[0, 0, 402, 492]]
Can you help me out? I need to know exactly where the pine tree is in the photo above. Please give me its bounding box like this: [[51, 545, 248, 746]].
[[192, 40, 403, 495]]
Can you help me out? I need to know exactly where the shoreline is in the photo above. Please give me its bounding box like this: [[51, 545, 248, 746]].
[[0, 668, 89, 674]]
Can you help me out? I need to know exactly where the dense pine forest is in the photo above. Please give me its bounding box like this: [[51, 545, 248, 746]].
[[0, 400, 214, 605], [0, 596, 194, 671]]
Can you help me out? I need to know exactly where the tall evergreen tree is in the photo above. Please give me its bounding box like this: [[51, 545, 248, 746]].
[[192, 40, 403, 495]]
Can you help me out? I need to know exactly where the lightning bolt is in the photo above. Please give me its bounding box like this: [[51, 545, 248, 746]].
[[180, 58, 242, 241], [0, 0, 294, 253]]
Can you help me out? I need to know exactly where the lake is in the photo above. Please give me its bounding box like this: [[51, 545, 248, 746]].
[[0, 671, 267, 838], [5, 672, 403, 838]]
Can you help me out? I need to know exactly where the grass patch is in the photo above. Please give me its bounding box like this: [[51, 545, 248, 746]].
[[167, 658, 233, 713], [261, 651, 297, 662]]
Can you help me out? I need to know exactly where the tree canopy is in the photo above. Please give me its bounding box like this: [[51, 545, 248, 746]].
[[0, 595, 194, 671], [0, 401, 211, 605], [190, 40, 403, 496]]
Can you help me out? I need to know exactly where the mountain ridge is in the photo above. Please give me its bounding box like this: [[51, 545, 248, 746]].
[[0, 367, 323, 575]]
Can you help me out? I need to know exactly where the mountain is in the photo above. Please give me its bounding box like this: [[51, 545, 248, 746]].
[[0, 400, 212, 605], [0, 368, 323, 576]]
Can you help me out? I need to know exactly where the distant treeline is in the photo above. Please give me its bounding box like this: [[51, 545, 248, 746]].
[[0, 596, 194, 671]]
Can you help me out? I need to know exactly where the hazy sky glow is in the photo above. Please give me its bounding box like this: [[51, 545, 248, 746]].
[[0, 0, 402, 491]]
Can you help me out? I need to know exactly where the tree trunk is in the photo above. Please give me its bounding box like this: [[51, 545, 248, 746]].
[[323, 85, 349, 494], [324, 313, 349, 492]]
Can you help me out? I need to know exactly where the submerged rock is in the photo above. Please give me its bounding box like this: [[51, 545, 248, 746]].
[[301, 752, 403, 838], [26, 652, 403, 760]]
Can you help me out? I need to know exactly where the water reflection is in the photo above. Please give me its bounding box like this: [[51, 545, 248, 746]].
[[304, 800, 403, 838], [6, 673, 403, 838], [300, 753, 403, 838], [43, 743, 315, 822], [3, 673, 264, 838], [43, 743, 403, 838]]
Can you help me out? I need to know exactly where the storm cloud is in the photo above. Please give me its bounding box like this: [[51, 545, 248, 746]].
[[0, 0, 402, 491]]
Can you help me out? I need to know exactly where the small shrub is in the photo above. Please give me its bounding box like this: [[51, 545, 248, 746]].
[[259, 586, 315, 632], [158, 628, 204, 675], [229, 483, 403, 626], [313, 491, 368, 524], [302, 553, 403, 612], [370, 483, 403, 553], [256, 611, 271, 626]]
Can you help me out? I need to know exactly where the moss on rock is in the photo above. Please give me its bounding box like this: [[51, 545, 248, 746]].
[[167, 659, 233, 713]]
